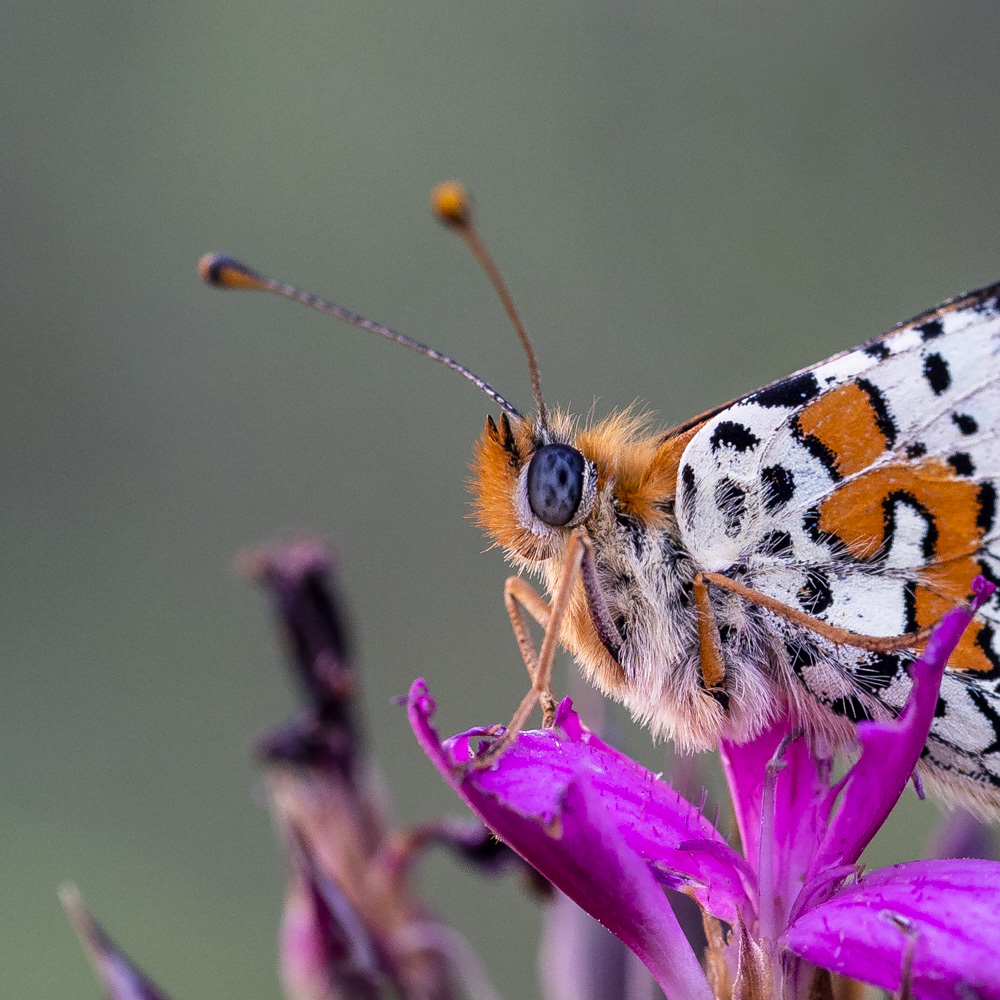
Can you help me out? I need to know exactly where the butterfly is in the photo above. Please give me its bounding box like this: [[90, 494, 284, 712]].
[[201, 183, 1000, 815]]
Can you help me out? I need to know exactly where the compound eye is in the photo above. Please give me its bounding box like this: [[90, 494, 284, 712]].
[[526, 443, 586, 527]]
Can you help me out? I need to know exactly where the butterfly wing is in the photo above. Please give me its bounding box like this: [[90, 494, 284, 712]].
[[676, 280, 1000, 804]]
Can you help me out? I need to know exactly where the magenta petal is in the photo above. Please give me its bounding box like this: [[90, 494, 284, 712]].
[[721, 718, 829, 934], [409, 681, 751, 923], [811, 586, 992, 874], [719, 720, 787, 866], [408, 681, 716, 1000], [783, 859, 1000, 999]]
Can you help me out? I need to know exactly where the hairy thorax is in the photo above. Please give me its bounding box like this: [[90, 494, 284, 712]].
[[471, 407, 796, 751]]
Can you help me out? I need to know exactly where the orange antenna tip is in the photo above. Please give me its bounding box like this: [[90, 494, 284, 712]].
[[431, 181, 471, 229], [430, 183, 549, 431], [198, 253, 269, 292]]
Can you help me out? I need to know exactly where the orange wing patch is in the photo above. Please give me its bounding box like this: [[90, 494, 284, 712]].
[[814, 456, 998, 674], [815, 460, 983, 561], [794, 380, 894, 477], [912, 571, 997, 674]]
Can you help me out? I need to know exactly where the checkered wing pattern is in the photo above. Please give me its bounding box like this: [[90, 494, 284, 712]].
[[678, 281, 1000, 794]]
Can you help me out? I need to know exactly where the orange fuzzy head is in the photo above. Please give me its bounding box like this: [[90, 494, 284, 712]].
[[470, 406, 699, 567]]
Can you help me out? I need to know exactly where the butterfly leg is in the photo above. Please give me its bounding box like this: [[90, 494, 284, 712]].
[[474, 531, 594, 768], [503, 575, 552, 684], [693, 574, 727, 693]]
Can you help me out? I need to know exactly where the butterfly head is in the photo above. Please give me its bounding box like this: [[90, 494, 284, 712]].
[[470, 405, 690, 571], [469, 410, 595, 563]]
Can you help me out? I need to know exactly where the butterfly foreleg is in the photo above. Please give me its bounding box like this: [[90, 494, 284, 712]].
[[475, 533, 586, 767], [503, 576, 553, 694], [478, 531, 623, 767]]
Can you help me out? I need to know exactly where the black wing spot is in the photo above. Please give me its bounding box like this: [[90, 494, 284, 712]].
[[710, 420, 761, 453], [947, 452, 975, 477], [952, 412, 978, 436], [791, 415, 841, 481], [785, 637, 826, 693], [714, 477, 747, 537], [864, 342, 891, 360], [903, 580, 919, 634], [829, 695, 874, 724], [797, 569, 833, 615], [977, 483, 997, 535], [906, 442, 927, 460], [974, 623, 1000, 680], [856, 377, 897, 449], [977, 559, 1000, 602], [757, 530, 793, 557], [966, 687, 1000, 756], [883, 490, 938, 560], [923, 352, 951, 395], [761, 464, 795, 511], [918, 319, 944, 341], [860, 652, 902, 692], [681, 463, 697, 526], [803, 504, 844, 553], [751, 373, 820, 409], [785, 638, 815, 676]]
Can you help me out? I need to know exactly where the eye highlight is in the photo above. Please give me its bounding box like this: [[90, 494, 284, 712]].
[[527, 443, 586, 526]]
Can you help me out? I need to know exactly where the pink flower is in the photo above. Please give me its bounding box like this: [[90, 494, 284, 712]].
[[409, 578, 1000, 1000]]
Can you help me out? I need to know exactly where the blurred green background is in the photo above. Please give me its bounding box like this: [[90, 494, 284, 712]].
[[4, 1, 1000, 996]]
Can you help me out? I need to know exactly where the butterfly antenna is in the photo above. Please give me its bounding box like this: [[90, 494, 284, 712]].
[[198, 254, 524, 420], [431, 182, 550, 435]]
